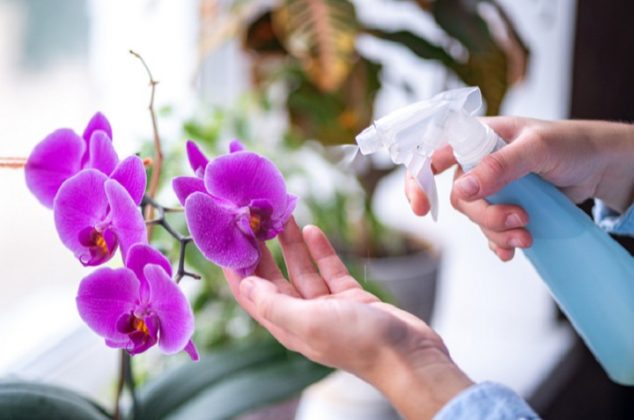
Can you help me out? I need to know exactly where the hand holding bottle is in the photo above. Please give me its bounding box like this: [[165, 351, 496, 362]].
[[405, 117, 634, 260]]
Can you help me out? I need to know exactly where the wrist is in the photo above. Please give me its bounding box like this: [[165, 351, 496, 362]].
[[586, 121, 634, 212], [369, 345, 473, 419]]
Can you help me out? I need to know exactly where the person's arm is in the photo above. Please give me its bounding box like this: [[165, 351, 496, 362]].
[[405, 118, 634, 260], [223, 219, 538, 419]]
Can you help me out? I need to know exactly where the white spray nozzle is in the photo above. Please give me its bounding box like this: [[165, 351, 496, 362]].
[[355, 86, 496, 221]]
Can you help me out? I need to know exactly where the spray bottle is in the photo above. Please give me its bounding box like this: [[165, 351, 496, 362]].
[[356, 86, 634, 385]]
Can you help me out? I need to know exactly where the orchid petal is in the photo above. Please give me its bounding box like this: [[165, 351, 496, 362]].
[[172, 176, 206, 206], [87, 130, 119, 175], [204, 152, 288, 219], [282, 194, 299, 221], [186, 140, 209, 178], [229, 140, 245, 153], [76, 267, 139, 344], [125, 244, 172, 302], [105, 180, 147, 261], [236, 261, 259, 278], [109, 156, 146, 205], [83, 112, 112, 142], [25, 128, 86, 208], [54, 170, 110, 261], [185, 192, 260, 270], [184, 340, 200, 361], [143, 264, 195, 354]]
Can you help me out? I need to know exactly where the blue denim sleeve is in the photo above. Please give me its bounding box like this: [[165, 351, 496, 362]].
[[593, 200, 634, 236], [434, 382, 539, 420]]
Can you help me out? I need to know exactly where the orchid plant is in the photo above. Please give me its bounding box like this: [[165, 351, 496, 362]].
[[0, 95, 303, 417], [23, 109, 295, 359]]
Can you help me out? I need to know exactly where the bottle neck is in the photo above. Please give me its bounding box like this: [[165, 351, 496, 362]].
[[453, 124, 502, 171]]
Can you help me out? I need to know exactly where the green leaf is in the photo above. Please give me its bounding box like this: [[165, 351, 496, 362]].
[[0, 382, 109, 420], [165, 357, 331, 419], [244, 11, 287, 54], [368, 28, 461, 72], [135, 340, 291, 419], [432, 0, 509, 115], [274, 0, 359, 92], [286, 57, 382, 145]]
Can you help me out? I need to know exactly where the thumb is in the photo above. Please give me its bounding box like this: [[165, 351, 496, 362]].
[[240, 276, 278, 304], [240, 276, 304, 328], [453, 140, 535, 201]]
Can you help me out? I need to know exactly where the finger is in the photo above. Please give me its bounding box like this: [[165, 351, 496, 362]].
[[481, 226, 532, 251], [488, 241, 515, 262], [431, 145, 457, 174], [405, 173, 430, 216], [302, 225, 362, 293], [254, 242, 300, 297], [453, 136, 544, 201], [480, 116, 524, 142], [449, 191, 529, 233], [278, 217, 330, 298]]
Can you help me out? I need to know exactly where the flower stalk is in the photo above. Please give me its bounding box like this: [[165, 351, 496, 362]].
[[130, 50, 163, 230], [0, 157, 27, 169], [142, 195, 201, 283]]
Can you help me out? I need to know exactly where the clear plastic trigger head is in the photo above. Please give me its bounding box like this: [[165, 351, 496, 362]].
[[409, 155, 438, 222]]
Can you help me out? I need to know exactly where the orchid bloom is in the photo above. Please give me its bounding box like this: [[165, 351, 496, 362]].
[[76, 243, 198, 360], [54, 158, 147, 266], [25, 113, 120, 208], [173, 141, 297, 276]]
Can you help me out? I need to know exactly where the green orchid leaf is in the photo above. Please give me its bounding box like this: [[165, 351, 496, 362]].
[[0, 382, 109, 420], [165, 357, 331, 419], [135, 340, 294, 419]]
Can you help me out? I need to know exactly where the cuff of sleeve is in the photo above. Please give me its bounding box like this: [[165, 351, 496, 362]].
[[433, 382, 539, 420], [593, 200, 634, 237]]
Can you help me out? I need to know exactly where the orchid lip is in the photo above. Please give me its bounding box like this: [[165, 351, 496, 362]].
[[78, 227, 117, 266]]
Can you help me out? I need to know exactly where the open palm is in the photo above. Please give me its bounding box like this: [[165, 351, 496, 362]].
[[223, 218, 448, 383]]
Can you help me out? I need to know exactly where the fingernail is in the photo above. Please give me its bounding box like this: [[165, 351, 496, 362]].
[[454, 175, 479, 198], [509, 238, 524, 248], [505, 214, 523, 229], [241, 278, 255, 301]]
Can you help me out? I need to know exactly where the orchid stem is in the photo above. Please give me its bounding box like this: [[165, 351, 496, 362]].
[[142, 195, 202, 282], [113, 350, 126, 420], [0, 157, 27, 169], [130, 50, 163, 237], [123, 352, 139, 420]]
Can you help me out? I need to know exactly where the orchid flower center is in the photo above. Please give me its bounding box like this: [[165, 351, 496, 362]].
[[249, 214, 262, 234], [116, 311, 158, 355], [132, 317, 149, 335], [78, 227, 117, 266]]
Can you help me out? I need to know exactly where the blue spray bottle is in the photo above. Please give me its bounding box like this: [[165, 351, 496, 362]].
[[355, 87, 634, 385]]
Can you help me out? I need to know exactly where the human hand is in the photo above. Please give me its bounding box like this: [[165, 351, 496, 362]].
[[223, 218, 472, 419], [405, 117, 634, 261]]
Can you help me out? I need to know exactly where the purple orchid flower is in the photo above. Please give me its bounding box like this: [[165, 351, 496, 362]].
[[76, 243, 198, 360], [173, 140, 297, 276], [54, 156, 147, 266], [25, 112, 124, 208]]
